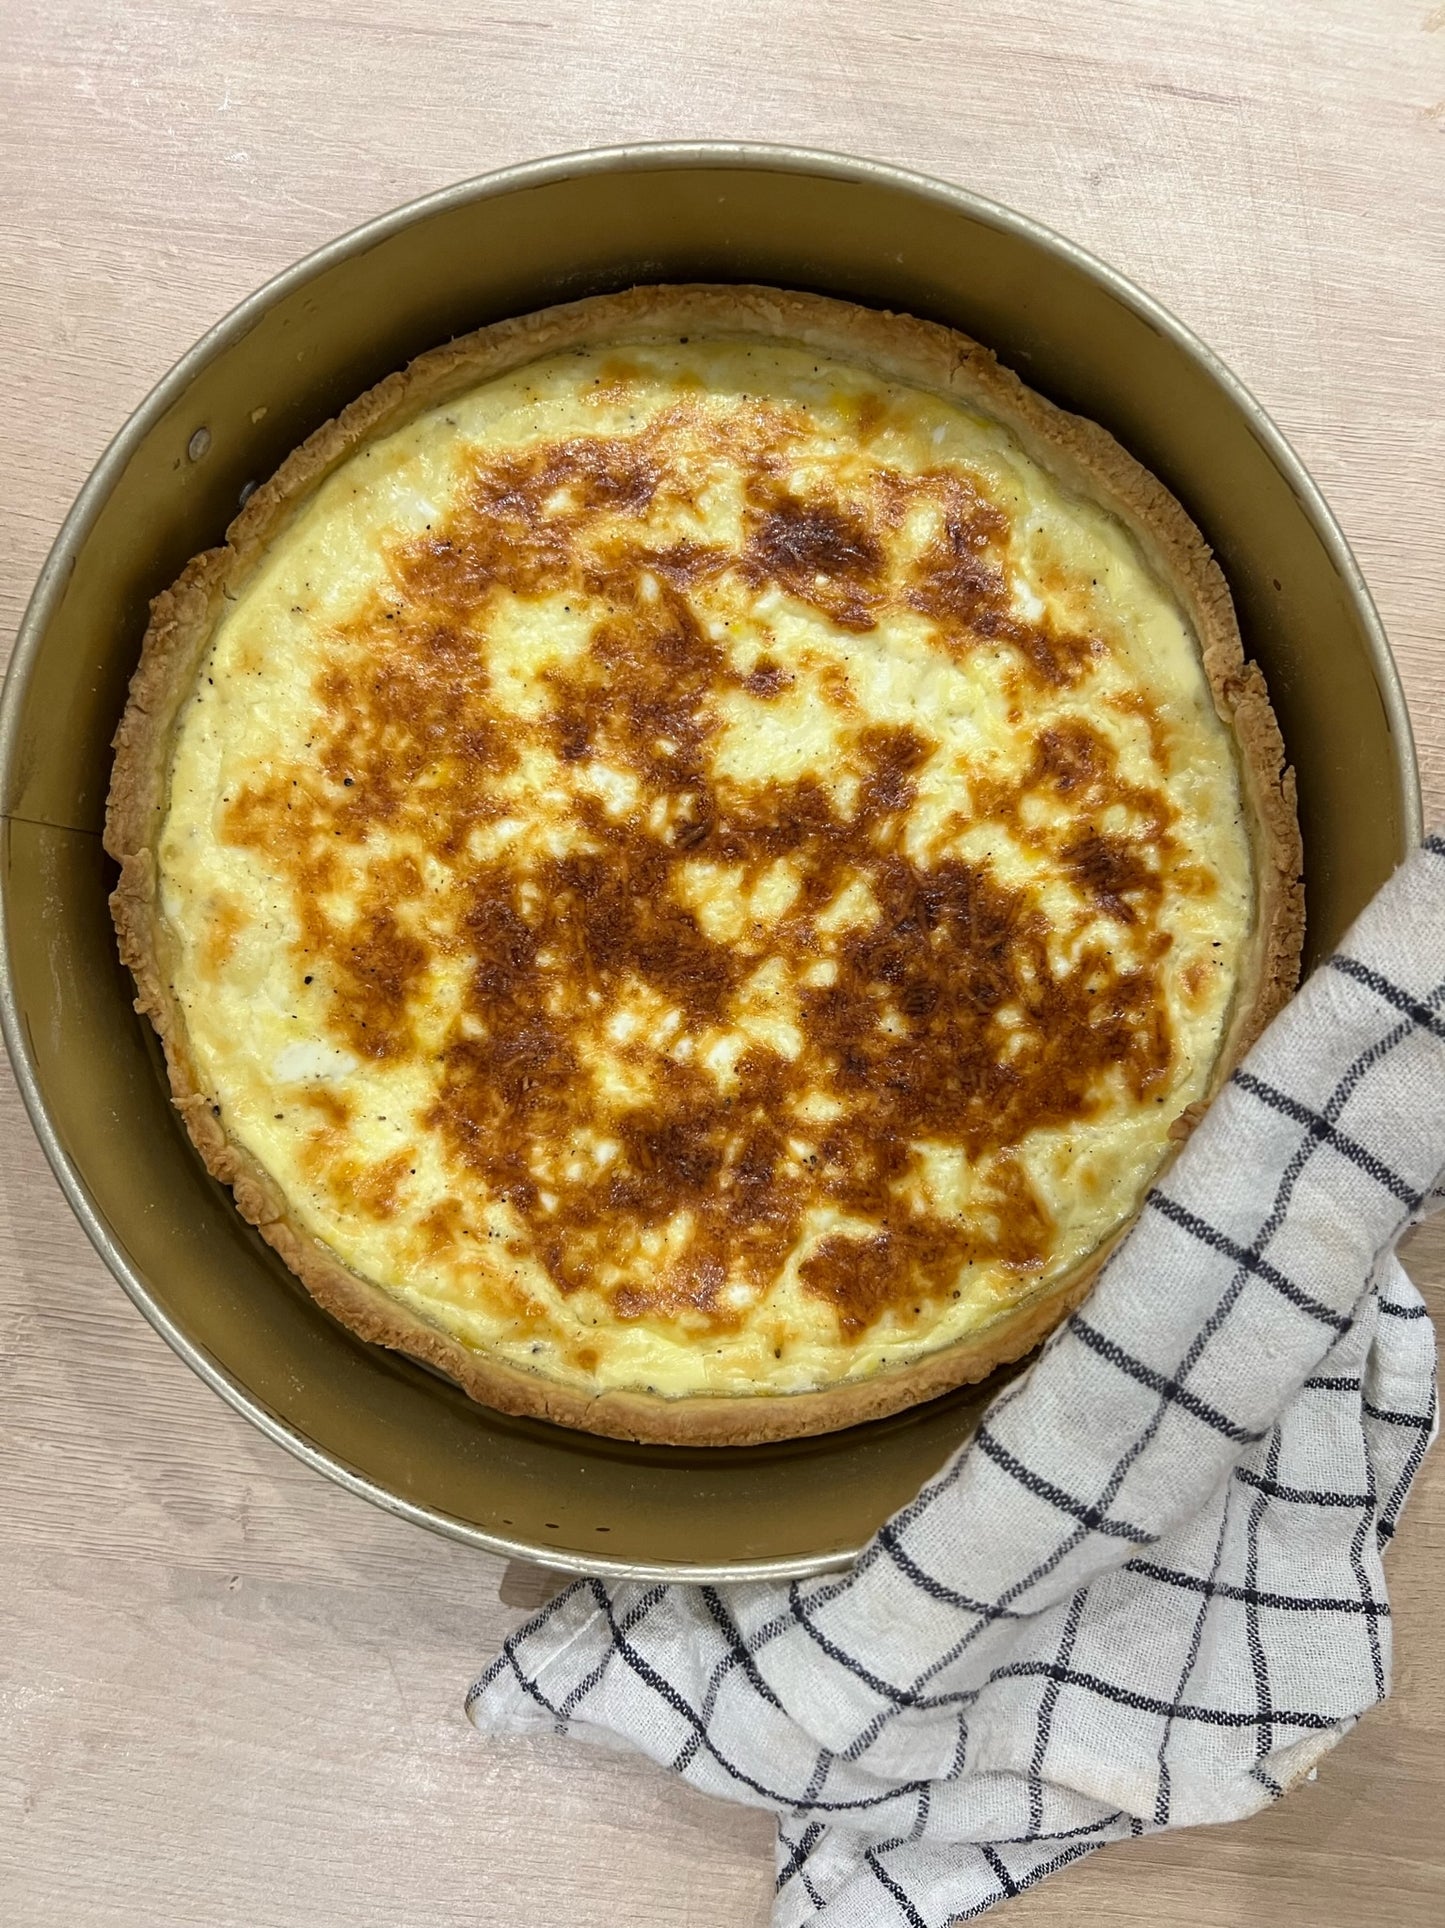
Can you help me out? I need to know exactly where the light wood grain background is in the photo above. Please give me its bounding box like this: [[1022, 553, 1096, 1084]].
[[2, 3, 1443, 1923]]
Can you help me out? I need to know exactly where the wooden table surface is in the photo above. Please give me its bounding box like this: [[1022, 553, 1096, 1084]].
[[3, 3, 1443, 1922]]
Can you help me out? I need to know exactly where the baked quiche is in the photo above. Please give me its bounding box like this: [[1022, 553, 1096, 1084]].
[[106, 286, 1302, 1444]]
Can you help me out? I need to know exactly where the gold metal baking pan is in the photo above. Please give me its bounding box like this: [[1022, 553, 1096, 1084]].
[[0, 145, 1420, 1580]]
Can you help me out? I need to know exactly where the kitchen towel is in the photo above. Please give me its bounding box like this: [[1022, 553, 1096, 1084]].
[[468, 833, 1444, 1925]]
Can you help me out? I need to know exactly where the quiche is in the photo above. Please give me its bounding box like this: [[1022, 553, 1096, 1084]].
[[106, 286, 1302, 1445]]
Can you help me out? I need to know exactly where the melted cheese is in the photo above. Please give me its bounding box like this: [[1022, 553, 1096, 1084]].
[[158, 338, 1253, 1400]]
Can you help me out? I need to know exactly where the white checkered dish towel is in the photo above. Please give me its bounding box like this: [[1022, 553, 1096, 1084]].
[[468, 834, 1445, 1925]]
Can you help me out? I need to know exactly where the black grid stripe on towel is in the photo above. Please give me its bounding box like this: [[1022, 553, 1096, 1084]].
[[468, 836, 1444, 1927]]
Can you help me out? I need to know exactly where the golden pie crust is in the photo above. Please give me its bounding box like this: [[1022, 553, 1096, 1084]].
[[106, 286, 1303, 1444]]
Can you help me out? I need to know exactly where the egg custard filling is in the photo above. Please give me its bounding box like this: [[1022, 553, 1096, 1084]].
[[107, 288, 1301, 1442]]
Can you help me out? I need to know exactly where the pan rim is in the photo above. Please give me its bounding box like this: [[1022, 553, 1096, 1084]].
[[0, 141, 1422, 1581]]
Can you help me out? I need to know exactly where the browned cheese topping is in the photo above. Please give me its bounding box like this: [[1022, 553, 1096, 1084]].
[[161, 341, 1251, 1396]]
